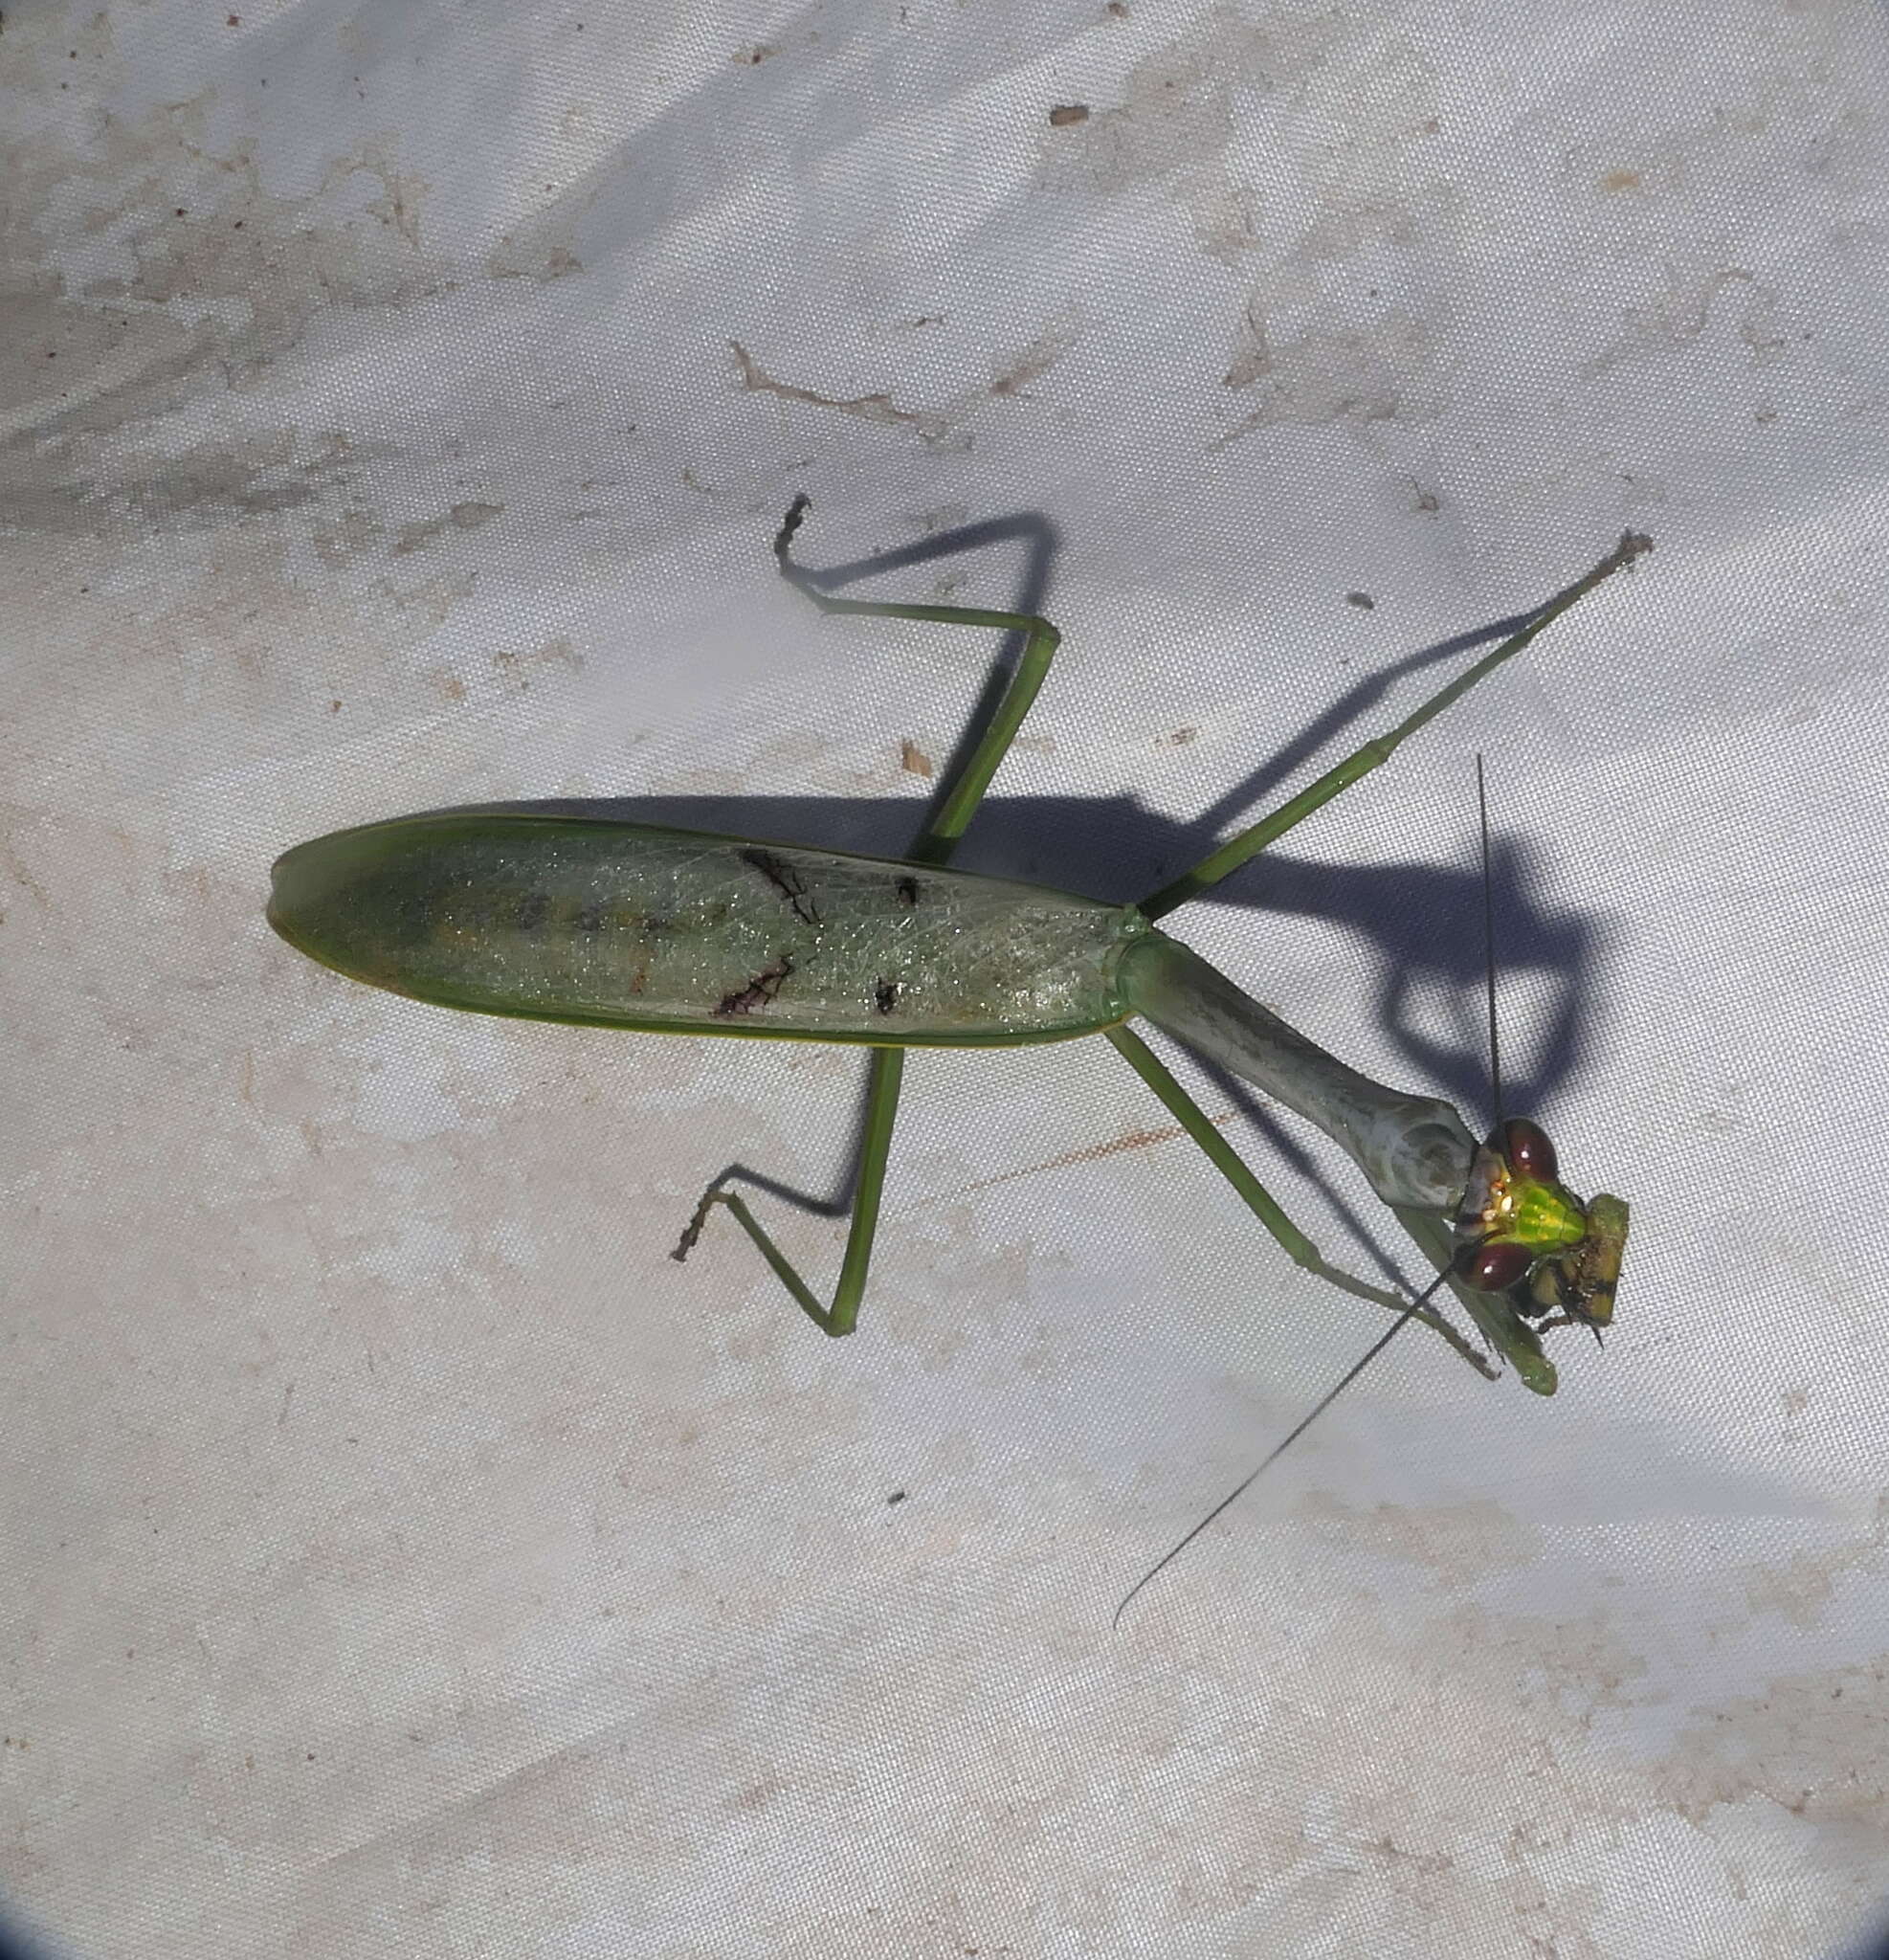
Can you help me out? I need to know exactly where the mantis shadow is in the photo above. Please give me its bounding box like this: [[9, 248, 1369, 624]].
[[427, 506, 1606, 1292], [1830, 1911, 1889, 1960]]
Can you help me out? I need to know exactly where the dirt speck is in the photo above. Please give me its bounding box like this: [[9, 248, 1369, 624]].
[[1742, 1492, 1888, 1629], [488, 237, 583, 280], [1345, 590, 1375, 610], [730, 340, 948, 438], [1600, 168, 1642, 192], [487, 636, 583, 695], [900, 738, 934, 778], [988, 325, 1070, 397], [729, 328, 1071, 446], [391, 501, 502, 555], [1049, 104, 1091, 127], [311, 505, 384, 567], [1214, 311, 1438, 446]]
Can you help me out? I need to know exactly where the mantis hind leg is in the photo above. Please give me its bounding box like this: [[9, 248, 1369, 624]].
[[672, 1048, 903, 1338], [673, 498, 1062, 1330]]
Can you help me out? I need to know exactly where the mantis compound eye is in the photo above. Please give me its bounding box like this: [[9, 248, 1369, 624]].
[[1463, 1239, 1534, 1293], [1501, 1117, 1558, 1182]]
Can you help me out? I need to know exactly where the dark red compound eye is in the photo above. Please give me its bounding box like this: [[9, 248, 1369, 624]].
[[1501, 1118, 1558, 1183], [1464, 1240, 1534, 1293]]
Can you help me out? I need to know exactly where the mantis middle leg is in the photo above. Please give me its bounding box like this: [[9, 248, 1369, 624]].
[[673, 497, 1063, 1335]]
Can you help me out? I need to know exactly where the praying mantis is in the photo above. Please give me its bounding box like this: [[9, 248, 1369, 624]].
[[269, 499, 1642, 1418]]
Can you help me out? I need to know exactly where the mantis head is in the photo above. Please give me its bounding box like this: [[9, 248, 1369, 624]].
[[1453, 1117, 1629, 1332]]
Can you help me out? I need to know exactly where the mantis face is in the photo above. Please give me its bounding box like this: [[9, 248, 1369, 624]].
[[1454, 1118, 1629, 1331]]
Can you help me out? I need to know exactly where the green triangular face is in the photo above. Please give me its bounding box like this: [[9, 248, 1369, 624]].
[[1457, 1134, 1631, 1333]]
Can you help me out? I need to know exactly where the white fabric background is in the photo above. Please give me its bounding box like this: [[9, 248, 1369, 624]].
[[5, 3, 1887, 1955]]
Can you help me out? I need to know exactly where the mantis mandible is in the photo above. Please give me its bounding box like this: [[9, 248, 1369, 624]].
[[269, 500, 1644, 1403]]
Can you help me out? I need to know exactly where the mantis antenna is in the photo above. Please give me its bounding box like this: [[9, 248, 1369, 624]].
[[1113, 759, 1517, 1629], [1478, 754, 1504, 1131], [1110, 1267, 1454, 1630]]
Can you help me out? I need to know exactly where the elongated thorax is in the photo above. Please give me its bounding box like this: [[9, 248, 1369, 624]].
[[268, 813, 1150, 1046], [1117, 934, 1478, 1212]]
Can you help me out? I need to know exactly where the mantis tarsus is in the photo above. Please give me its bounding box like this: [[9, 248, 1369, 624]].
[[270, 500, 1643, 1438]]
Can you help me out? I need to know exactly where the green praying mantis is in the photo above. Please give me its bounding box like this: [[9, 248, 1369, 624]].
[[270, 499, 1643, 1459]]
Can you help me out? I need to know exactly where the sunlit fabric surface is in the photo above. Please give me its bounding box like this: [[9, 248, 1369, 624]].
[[5, 5, 1887, 1957]]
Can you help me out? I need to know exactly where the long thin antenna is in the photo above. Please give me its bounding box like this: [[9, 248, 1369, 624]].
[[1478, 754, 1503, 1130], [1112, 1269, 1453, 1631]]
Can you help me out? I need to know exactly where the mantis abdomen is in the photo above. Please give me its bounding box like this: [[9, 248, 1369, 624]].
[[268, 812, 1150, 1046], [271, 808, 1478, 1216]]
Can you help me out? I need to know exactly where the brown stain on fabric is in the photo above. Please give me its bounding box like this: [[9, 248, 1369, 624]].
[[937, 1110, 1238, 1201], [728, 327, 1075, 447]]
